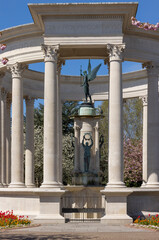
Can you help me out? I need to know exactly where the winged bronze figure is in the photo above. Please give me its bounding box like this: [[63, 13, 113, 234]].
[[81, 60, 101, 103]]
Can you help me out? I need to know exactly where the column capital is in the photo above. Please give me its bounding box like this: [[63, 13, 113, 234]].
[[140, 96, 148, 106], [25, 97, 35, 109], [142, 62, 159, 76], [1, 88, 7, 100], [8, 62, 27, 78], [57, 59, 65, 75], [25, 96, 35, 103], [107, 44, 125, 62], [42, 44, 60, 63], [0, 71, 5, 79]]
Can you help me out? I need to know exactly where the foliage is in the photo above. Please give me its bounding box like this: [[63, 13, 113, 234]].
[[34, 126, 43, 187], [123, 98, 143, 140], [0, 210, 31, 227], [62, 134, 74, 185], [124, 138, 142, 187], [98, 101, 109, 184], [34, 103, 44, 128], [62, 101, 79, 134], [134, 214, 159, 227]]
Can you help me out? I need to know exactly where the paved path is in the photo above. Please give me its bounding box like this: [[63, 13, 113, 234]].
[[0, 223, 159, 240]]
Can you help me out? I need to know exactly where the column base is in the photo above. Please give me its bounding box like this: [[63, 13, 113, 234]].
[[0, 183, 3, 188], [34, 214, 65, 224], [106, 182, 126, 188], [26, 184, 36, 188], [41, 181, 62, 188], [2, 183, 8, 188], [142, 182, 159, 188], [141, 180, 147, 187], [101, 214, 132, 225], [8, 182, 25, 188]]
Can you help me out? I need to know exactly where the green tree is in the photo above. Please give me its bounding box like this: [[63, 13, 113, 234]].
[[62, 101, 80, 134], [62, 134, 74, 185], [98, 101, 109, 184], [123, 98, 143, 140]]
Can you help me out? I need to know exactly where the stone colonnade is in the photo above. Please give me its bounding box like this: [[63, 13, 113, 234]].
[[0, 46, 64, 188], [0, 44, 158, 189]]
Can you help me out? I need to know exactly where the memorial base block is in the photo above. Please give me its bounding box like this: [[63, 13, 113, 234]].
[[72, 172, 101, 185], [101, 188, 133, 225]]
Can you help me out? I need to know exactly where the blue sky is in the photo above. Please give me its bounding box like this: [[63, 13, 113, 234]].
[[0, 0, 159, 109], [1, 0, 159, 76]]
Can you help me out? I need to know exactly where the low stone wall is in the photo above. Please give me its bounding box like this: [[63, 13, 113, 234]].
[[0, 187, 158, 223]]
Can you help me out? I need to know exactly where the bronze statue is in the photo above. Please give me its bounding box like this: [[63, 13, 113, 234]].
[[82, 133, 93, 172], [80, 60, 101, 103]]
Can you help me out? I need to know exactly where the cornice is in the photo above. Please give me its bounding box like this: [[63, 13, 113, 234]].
[[125, 27, 159, 40], [0, 24, 43, 44], [28, 2, 138, 33]]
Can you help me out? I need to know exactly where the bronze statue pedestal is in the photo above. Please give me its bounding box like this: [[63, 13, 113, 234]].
[[72, 102, 102, 186], [72, 172, 102, 186]]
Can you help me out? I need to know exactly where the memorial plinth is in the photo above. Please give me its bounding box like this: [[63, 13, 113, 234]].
[[72, 102, 101, 185]]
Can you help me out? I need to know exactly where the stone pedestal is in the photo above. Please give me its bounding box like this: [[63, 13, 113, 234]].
[[34, 190, 65, 223], [101, 189, 133, 225], [73, 103, 101, 185]]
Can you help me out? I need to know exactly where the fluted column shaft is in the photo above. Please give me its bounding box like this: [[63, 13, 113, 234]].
[[41, 45, 60, 187], [95, 122, 99, 173], [6, 95, 11, 186], [57, 60, 64, 185], [143, 62, 159, 187], [25, 97, 35, 188], [107, 44, 125, 188], [0, 72, 4, 187], [1, 89, 7, 187], [9, 63, 25, 188], [74, 122, 80, 172], [140, 96, 148, 186]]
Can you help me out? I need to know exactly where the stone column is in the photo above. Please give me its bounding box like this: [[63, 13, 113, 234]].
[[94, 122, 99, 173], [57, 60, 65, 185], [0, 72, 4, 187], [1, 88, 7, 187], [74, 122, 80, 172], [143, 62, 159, 187], [25, 97, 35, 188], [106, 44, 125, 188], [59, 102, 63, 184], [140, 96, 148, 186], [41, 45, 60, 188], [6, 94, 11, 186], [8, 63, 26, 188]]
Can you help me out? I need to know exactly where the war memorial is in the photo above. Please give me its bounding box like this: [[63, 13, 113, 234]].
[[0, 2, 159, 225]]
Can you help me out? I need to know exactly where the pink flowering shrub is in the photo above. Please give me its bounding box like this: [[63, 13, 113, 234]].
[[131, 16, 159, 31], [124, 139, 142, 187]]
